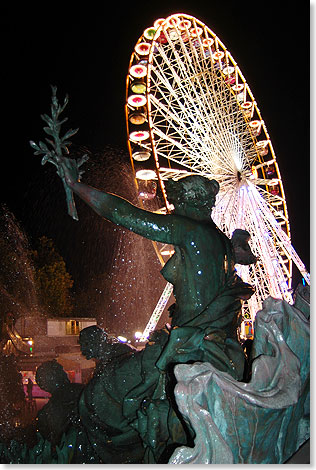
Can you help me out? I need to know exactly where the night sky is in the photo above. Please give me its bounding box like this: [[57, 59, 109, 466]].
[[1, 2, 310, 295]]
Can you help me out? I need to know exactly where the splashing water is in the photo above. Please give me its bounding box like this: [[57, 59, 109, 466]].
[[22, 145, 171, 338], [0, 205, 42, 320], [74, 146, 171, 337]]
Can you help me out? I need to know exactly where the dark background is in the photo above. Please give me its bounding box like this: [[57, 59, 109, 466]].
[[1, 1, 310, 289]]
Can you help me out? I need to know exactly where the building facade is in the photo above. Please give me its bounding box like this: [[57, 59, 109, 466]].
[[14, 316, 97, 393]]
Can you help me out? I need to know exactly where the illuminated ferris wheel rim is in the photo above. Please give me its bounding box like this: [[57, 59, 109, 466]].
[[125, 13, 310, 340], [126, 13, 290, 232]]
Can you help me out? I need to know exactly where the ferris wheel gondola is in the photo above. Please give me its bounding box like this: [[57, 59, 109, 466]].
[[125, 13, 310, 341]]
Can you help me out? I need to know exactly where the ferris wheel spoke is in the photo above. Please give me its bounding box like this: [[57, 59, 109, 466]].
[[153, 48, 236, 147], [150, 93, 211, 153], [214, 188, 241, 232], [162, 29, 209, 87], [153, 124, 237, 178], [151, 53, 256, 178], [249, 185, 309, 284], [159, 167, 194, 180], [256, 186, 288, 224], [215, 182, 294, 306], [150, 85, 214, 155], [244, 187, 293, 299]]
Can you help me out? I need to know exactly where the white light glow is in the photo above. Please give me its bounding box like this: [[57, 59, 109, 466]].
[[136, 169, 157, 180], [117, 336, 127, 343]]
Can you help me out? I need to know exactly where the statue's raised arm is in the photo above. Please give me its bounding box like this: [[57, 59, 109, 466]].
[[60, 156, 186, 246]]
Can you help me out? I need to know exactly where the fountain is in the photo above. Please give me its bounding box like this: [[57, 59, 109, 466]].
[[0, 206, 44, 354], [0, 88, 309, 464], [22, 142, 170, 338], [71, 151, 169, 335], [0, 206, 42, 321]]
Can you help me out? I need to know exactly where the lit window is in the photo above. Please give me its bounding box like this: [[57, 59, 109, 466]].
[[66, 320, 80, 335]]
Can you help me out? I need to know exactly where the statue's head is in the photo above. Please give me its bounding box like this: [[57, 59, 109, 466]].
[[165, 176, 219, 213], [231, 229, 257, 265], [36, 360, 69, 394], [79, 325, 108, 360]]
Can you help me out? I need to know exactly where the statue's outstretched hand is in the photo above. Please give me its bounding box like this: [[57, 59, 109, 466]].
[[54, 155, 88, 221], [58, 155, 88, 186]]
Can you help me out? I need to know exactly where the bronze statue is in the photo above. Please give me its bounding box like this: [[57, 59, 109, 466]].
[[54, 157, 256, 462], [60, 157, 254, 370], [35, 361, 83, 447], [79, 325, 136, 379], [29, 89, 257, 463]]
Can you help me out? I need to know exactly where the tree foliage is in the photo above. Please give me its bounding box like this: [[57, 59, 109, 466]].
[[32, 237, 73, 317]]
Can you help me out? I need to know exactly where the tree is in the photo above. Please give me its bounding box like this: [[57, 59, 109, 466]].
[[33, 236, 73, 317]]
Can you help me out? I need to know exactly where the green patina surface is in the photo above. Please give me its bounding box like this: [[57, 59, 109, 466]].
[[4, 89, 306, 464]]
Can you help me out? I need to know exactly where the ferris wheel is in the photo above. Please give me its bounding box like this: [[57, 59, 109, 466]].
[[125, 13, 310, 340]]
